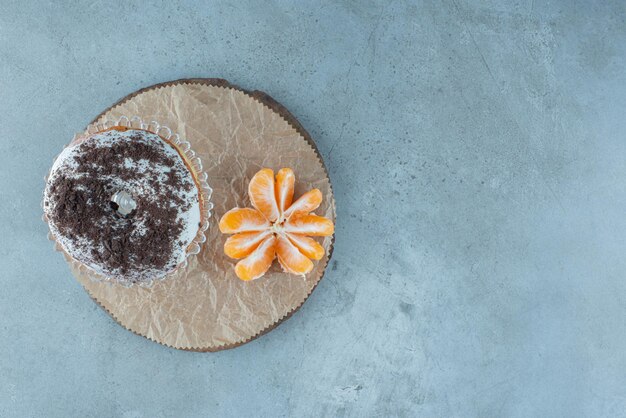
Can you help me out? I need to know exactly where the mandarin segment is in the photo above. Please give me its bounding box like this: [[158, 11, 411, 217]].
[[283, 188, 322, 219], [248, 168, 280, 222], [287, 233, 325, 260], [276, 235, 314, 275], [224, 230, 271, 259], [234, 235, 277, 281], [275, 168, 295, 216], [284, 213, 334, 236], [219, 208, 270, 234]]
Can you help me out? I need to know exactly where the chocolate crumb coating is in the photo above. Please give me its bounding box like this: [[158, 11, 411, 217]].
[[43, 129, 201, 283]]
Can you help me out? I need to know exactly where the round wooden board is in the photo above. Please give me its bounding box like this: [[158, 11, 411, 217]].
[[71, 78, 335, 351]]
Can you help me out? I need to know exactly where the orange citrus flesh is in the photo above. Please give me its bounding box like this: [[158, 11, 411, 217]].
[[283, 189, 322, 219], [276, 235, 314, 275], [249, 168, 279, 222], [219, 208, 270, 234], [219, 168, 334, 281], [235, 235, 277, 281], [284, 213, 334, 236], [275, 168, 295, 217], [286, 233, 325, 260], [224, 230, 271, 259]]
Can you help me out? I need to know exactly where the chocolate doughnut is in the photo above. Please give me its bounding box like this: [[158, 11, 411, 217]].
[[43, 128, 201, 284]]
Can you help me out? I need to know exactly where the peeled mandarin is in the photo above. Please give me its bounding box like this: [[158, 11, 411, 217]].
[[219, 167, 334, 281]]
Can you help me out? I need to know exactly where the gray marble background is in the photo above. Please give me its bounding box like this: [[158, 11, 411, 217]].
[[1, 1, 625, 417]]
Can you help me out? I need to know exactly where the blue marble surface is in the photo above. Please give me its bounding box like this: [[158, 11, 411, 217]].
[[1, 1, 626, 416]]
